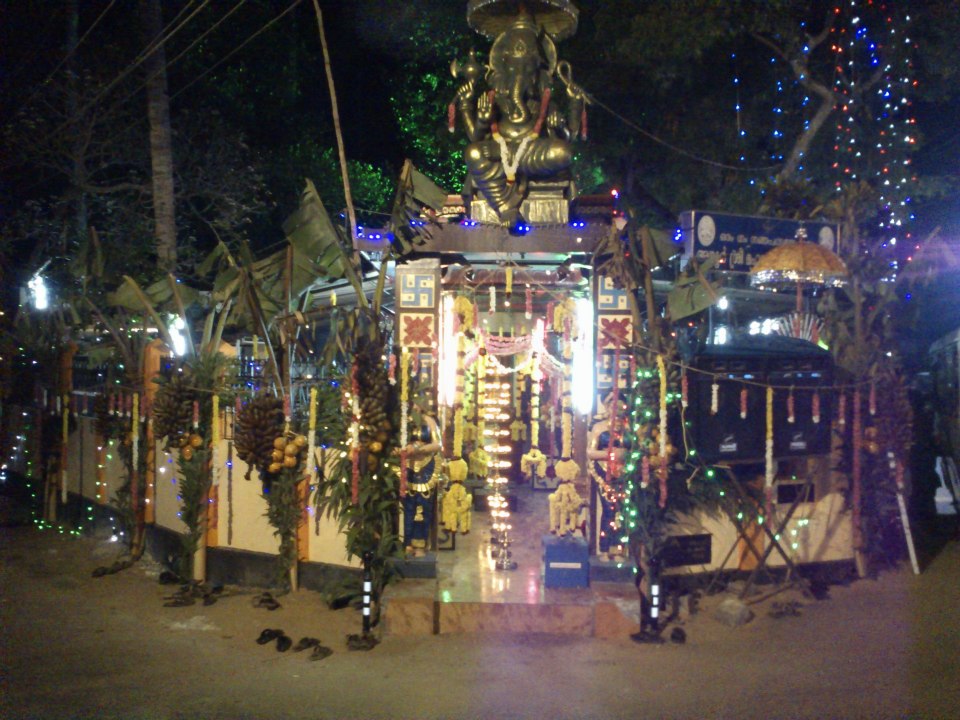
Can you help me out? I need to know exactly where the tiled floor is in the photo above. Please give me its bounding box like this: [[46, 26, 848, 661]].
[[436, 482, 628, 606], [385, 481, 643, 636]]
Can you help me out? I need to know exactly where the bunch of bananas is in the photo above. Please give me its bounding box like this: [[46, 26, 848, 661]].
[[152, 374, 195, 449], [354, 344, 394, 447], [235, 395, 284, 479]]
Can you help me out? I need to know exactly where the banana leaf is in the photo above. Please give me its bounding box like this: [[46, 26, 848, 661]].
[[389, 160, 447, 255], [107, 275, 200, 313], [282, 179, 366, 306]]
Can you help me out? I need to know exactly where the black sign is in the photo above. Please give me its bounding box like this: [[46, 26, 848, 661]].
[[679, 210, 841, 273], [662, 533, 713, 568]]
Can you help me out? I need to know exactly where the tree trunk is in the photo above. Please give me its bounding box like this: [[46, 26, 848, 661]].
[[140, 0, 177, 272], [66, 0, 88, 251]]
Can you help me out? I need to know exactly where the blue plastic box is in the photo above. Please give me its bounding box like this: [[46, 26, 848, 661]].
[[542, 535, 590, 588]]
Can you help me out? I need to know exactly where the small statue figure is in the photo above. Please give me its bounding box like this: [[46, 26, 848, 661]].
[[452, 11, 586, 227], [587, 393, 630, 561], [400, 402, 443, 557]]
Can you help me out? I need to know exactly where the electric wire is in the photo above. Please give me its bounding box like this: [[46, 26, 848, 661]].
[[10, 0, 121, 115], [589, 94, 783, 173], [0, 0, 212, 174], [171, 0, 305, 102]]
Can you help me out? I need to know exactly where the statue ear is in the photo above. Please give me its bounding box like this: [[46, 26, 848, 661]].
[[539, 31, 557, 76]]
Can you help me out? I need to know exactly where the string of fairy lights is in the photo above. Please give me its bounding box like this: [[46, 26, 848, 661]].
[[827, 2, 916, 261]]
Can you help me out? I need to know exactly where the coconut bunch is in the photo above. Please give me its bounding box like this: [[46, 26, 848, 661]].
[[234, 395, 284, 479], [175, 431, 206, 461], [152, 373, 196, 449], [265, 432, 309, 475]]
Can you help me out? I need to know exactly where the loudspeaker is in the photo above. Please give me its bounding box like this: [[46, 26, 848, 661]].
[[683, 337, 833, 463]]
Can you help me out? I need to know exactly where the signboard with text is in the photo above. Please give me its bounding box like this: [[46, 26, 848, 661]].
[[679, 210, 841, 273]]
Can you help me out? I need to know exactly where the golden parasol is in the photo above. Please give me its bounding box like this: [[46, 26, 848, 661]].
[[467, 0, 579, 40], [751, 227, 848, 311]]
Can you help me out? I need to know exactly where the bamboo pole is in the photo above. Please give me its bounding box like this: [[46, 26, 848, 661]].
[[312, 0, 357, 242]]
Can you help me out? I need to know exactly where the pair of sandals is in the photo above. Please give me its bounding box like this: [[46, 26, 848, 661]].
[[251, 591, 281, 611], [769, 600, 803, 619], [256, 629, 332, 660], [163, 582, 223, 607]]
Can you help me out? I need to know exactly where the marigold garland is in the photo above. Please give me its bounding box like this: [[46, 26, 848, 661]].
[[350, 364, 361, 504], [454, 296, 475, 330], [765, 385, 775, 512], [554, 371, 580, 483], [521, 448, 547, 478], [657, 355, 669, 508], [399, 350, 410, 496]]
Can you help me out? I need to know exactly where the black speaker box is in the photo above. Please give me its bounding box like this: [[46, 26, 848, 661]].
[[683, 336, 833, 463]]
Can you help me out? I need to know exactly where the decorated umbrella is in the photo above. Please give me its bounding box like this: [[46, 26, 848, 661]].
[[750, 227, 849, 312], [467, 0, 579, 40]]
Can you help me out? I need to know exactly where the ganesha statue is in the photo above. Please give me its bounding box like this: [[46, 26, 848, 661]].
[[453, 1, 587, 228]]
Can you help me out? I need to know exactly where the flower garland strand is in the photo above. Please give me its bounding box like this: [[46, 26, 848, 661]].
[[609, 343, 622, 477], [522, 319, 545, 477], [852, 389, 862, 552], [710, 381, 719, 415], [350, 364, 361, 504], [307, 386, 318, 486], [657, 355, 668, 508], [399, 350, 410, 497], [787, 388, 795, 424], [740, 387, 748, 420], [554, 327, 579, 482], [765, 386, 775, 516]]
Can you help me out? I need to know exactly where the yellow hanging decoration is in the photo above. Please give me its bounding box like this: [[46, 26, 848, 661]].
[[468, 446, 490, 477], [765, 386, 775, 489], [657, 355, 668, 460], [554, 372, 580, 483], [505, 266, 513, 296], [454, 295, 474, 330], [521, 355, 545, 478], [552, 298, 576, 334], [448, 406, 468, 482]]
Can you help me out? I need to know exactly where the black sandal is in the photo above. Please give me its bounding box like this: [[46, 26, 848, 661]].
[[275, 633, 293, 652], [256, 628, 282, 645], [252, 592, 281, 611], [309, 644, 333, 661], [293, 637, 320, 652]]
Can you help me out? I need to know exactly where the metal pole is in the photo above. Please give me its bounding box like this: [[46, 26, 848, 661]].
[[362, 550, 373, 637]]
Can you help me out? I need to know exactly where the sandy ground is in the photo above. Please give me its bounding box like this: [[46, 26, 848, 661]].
[[1, 503, 958, 720]]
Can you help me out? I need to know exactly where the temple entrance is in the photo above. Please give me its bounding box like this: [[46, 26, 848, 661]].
[[425, 274, 608, 601]]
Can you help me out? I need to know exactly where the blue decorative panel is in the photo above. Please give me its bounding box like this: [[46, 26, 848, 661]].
[[596, 276, 628, 311], [399, 273, 436, 309]]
